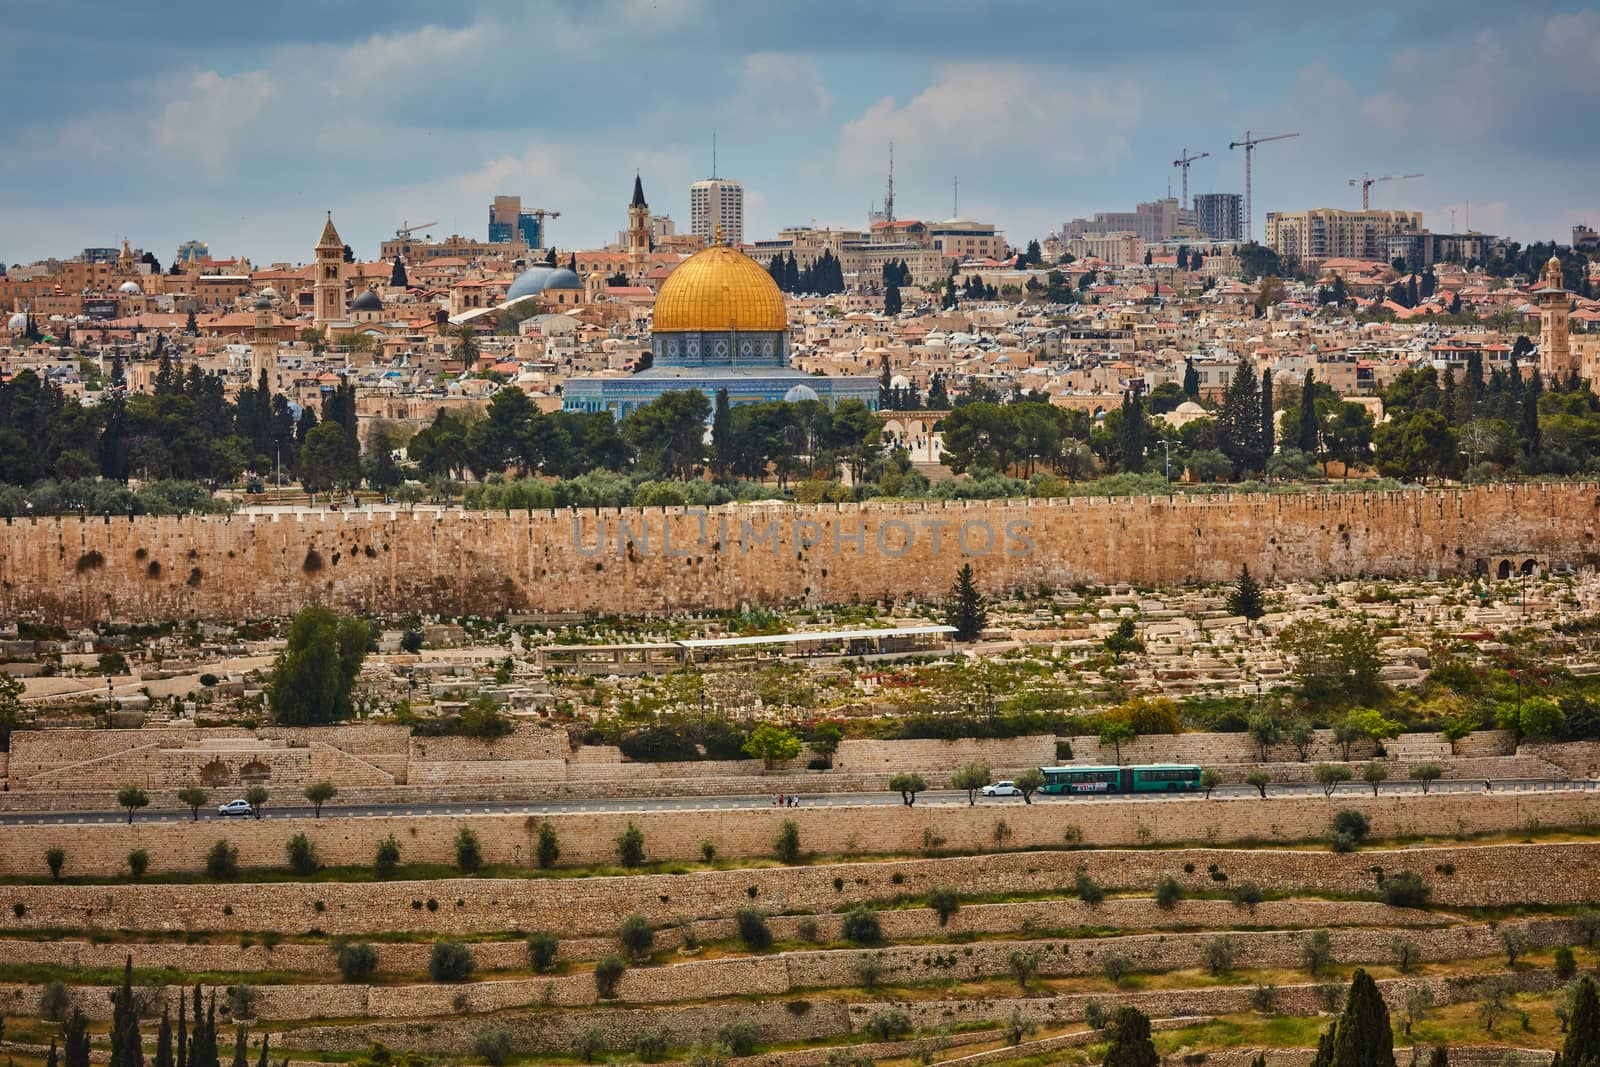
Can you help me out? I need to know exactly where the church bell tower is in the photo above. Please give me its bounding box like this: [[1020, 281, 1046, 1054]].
[[627, 174, 650, 279], [1537, 255, 1574, 380], [313, 213, 346, 330]]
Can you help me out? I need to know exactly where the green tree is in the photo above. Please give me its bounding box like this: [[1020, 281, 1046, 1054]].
[[927, 888, 961, 926], [742, 722, 802, 769], [1245, 770, 1272, 798], [1246, 711, 1284, 762], [303, 781, 337, 817], [808, 721, 844, 767], [1309, 968, 1396, 1067], [620, 390, 709, 479], [374, 835, 401, 877], [336, 942, 378, 983], [286, 832, 319, 875], [1014, 767, 1045, 804], [773, 819, 802, 864], [1102, 1006, 1159, 1067], [616, 821, 646, 867], [618, 913, 655, 960], [535, 822, 560, 868], [243, 785, 268, 818], [64, 1010, 91, 1067], [946, 563, 988, 641], [889, 771, 927, 806], [526, 932, 559, 972], [454, 827, 483, 872], [1409, 763, 1443, 794], [710, 388, 733, 480], [265, 606, 369, 725], [176, 785, 208, 821], [1362, 762, 1389, 795], [298, 421, 359, 493], [951, 761, 992, 805], [1315, 762, 1352, 797], [428, 940, 476, 982], [154, 1007, 173, 1067], [1279, 620, 1383, 705], [1103, 617, 1144, 661], [117, 785, 149, 824], [109, 958, 143, 1067], [1200, 769, 1222, 797], [1228, 563, 1266, 620], [1099, 718, 1136, 764], [1219, 361, 1265, 476], [1298, 370, 1320, 454], [1562, 976, 1600, 1066]]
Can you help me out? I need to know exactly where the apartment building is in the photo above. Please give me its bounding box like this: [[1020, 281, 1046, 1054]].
[[1264, 208, 1423, 265]]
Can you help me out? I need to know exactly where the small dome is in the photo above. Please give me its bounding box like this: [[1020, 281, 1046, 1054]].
[[542, 267, 581, 290], [351, 289, 383, 311], [889, 373, 912, 390], [783, 384, 819, 403], [253, 294, 273, 311], [506, 266, 555, 300], [260, 286, 278, 299], [7, 313, 27, 331], [118, 281, 141, 295]]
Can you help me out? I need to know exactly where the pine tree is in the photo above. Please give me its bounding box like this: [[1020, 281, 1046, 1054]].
[[1298, 370, 1319, 454], [946, 564, 987, 642], [1101, 1006, 1159, 1067], [155, 1007, 174, 1067], [1260, 369, 1274, 461], [110, 957, 144, 1067], [1228, 564, 1265, 620], [1219, 362, 1264, 476]]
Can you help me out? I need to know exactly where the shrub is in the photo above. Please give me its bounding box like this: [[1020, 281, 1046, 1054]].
[[735, 907, 773, 952], [715, 1020, 760, 1057], [633, 1029, 669, 1063], [1231, 881, 1264, 907], [1303, 929, 1334, 976], [1084, 1000, 1109, 1030], [336, 942, 379, 983], [700, 840, 716, 863], [842, 907, 882, 944], [863, 1007, 912, 1042], [1155, 874, 1181, 909], [527, 932, 559, 972], [619, 913, 655, 960], [774, 819, 802, 864], [796, 918, 820, 942], [573, 1026, 607, 1063], [1205, 935, 1237, 976], [1101, 951, 1133, 985], [287, 833, 319, 875], [1009, 949, 1040, 991], [428, 940, 476, 982], [374, 835, 401, 878], [1004, 1007, 1036, 1047], [1381, 870, 1431, 909], [854, 952, 884, 989], [1332, 809, 1371, 841], [927, 887, 961, 926], [1499, 926, 1530, 967], [593, 954, 626, 998], [535, 822, 560, 868], [454, 827, 483, 873], [1330, 831, 1359, 854], [205, 840, 239, 880], [1389, 935, 1420, 973], [227, 984, 258, 1019], [1075, 869, 1105, 905], [1555, 945, 1577, 980], [1250, 984, 1277, 1013], [616, 822, 646, 867], [126, 849, 149, 879], [473, 1026, 514, 1067], [45, 848, 65, 881]]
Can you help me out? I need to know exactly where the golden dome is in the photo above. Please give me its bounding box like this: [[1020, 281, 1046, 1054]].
[[652, 244, 787, 333]]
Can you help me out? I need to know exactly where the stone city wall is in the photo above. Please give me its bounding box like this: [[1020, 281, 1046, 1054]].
[[1, 484, 1593, 626], [1, 832, 1595, 938]]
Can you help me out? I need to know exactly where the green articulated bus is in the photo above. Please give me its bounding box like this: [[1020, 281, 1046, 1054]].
[[1038, 764, 1203, 795]]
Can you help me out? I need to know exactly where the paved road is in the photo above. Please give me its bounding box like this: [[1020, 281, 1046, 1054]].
[[0, 778, 1589, 827]]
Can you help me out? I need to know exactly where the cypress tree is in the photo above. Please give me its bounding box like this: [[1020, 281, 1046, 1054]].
[[1119, 391, 1147, 473], [155, 1007, 174, 1067], [1522, 369, 1544, 457], [1219, 362, 1263, 476], [389, 258, 407, 288], [1312, 968, 1395, 1067], [1427, 1046, 1448, 1067], [1260, 369, 1274, 461], [1183, 358, 1200, 400], [884, 283, 902, 315], [945, 563, 987, 642], [1297, 370, 1319, 454], [1228, 564, 1265, 621], [46, 1040, 59, 1067], [110, 956, 144, 1067], [64, 1011, 91, 1067], [176, 989, 187, 1067], [711, 388, 732, 480], [1101, 1006, 1159, 1067], [253, 1034, 269, 1067], [1563, 976, 1600, 1067], [230, 1026, 248, 1067]]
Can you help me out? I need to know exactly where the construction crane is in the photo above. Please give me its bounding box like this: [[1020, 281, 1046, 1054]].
[[1348, 172, 1423, 210], [393, 220, 436, 240], [524, 208, 561, 248], [1172, 148, 1209, 210], [1228, 130, 1299, 243]]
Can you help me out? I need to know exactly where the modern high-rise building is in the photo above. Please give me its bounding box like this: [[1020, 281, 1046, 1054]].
[[1061, 198, 1194, 244], [690, 178, 744, 245], [1264, 208, 1423, 264], [1192, 194, 1243, 242], [487, 195, 541, 248]]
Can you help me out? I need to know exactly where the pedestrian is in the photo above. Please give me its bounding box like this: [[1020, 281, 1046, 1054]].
[[1484, 779, 1491, 792]]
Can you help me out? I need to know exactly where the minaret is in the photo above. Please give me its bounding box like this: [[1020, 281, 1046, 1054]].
[[313, 213, 346, 330], [249, 293, 276, 387], [627, 174, 650, 278], [1537, 255, 1573, 379]]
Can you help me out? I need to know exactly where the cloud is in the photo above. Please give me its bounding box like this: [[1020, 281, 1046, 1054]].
[[836, 63, 1140, 181], [152, 71, 276, 177]]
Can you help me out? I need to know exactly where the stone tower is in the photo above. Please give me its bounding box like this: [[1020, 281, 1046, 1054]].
[[313, 213, 346, 330], [1537, 254, 1573, 379], [249, 293, 276, 388], [626, 174, 650, 279]]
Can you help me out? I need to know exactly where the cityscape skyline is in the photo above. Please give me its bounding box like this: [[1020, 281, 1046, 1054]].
[[4, 0, 1600, 265]]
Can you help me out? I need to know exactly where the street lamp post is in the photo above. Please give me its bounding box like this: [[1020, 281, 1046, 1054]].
[[1161, 440, 1171, 484]]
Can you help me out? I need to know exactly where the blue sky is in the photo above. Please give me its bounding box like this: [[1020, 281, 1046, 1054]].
[[3, 0, 1599, 266]]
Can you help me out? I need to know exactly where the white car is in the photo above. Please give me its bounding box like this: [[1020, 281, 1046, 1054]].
[[217, 798, 254, 817], [981, 781, 1023, 797]]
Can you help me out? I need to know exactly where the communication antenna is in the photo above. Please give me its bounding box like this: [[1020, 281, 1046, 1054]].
[[712, 132, 717, 179], [953, 176, 959, 217], [884, 142, 895, 223]]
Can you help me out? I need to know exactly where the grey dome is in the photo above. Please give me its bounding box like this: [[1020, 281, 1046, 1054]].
[[542, 267, 581, 290], [253, 294, 273, 311], [783, 384, 820, 403], [506, 266, 555, 300], [351, 289, 383, 311]]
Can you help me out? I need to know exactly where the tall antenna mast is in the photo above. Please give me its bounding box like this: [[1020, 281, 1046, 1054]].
[[884, 142, 895, 223], [953, 176, 959, 217], [712, 132, 717, 179]]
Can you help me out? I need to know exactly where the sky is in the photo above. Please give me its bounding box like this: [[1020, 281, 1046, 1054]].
[[4, 0, 1600, 267]]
